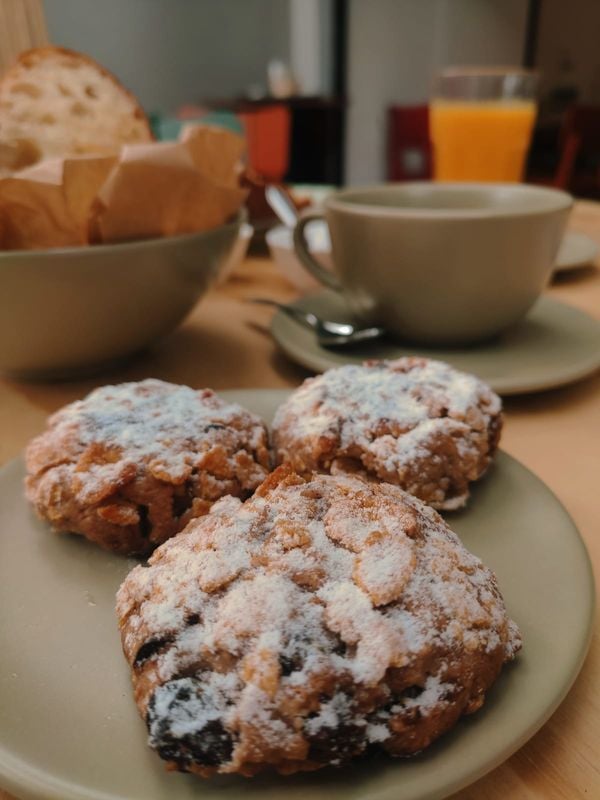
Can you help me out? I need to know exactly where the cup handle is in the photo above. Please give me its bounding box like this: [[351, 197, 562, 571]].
[[293, 212, 342, 291]]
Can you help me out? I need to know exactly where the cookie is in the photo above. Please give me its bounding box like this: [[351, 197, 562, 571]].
[[117, 466, 521, 777], [25, 379, 270, 555], [272, 358, 502, 510]]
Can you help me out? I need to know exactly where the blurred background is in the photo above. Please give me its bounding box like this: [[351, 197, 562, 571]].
[[5, 0, 599, 197]]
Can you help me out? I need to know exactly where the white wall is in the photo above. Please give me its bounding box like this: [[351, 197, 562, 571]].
[[535, 0, 600, 103], [345, 0, 529, 184], [290, 0, 322, 96], [433, 0, 528, 71], [45, 0, 290, 112]]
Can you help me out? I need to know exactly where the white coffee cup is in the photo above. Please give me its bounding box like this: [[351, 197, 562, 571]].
[[294, 182, 572, 345]]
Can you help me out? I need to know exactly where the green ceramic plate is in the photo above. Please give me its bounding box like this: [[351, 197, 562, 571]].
[[270, 293, 600, 395], [0, 389, 594, 800]]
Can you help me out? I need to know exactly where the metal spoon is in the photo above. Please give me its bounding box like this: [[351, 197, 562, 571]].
[[250, 298, 385, 347], [265, 184, 299, 227]]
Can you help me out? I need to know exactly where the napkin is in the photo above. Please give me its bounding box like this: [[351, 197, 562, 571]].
[[0, 125, 247, 250]]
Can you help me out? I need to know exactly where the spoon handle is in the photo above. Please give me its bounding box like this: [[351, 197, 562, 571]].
[[248, 298, 318, 330], [265, 185, 299, 228]]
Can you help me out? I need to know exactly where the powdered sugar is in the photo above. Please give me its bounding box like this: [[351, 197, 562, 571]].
[[273, 363, 430, 445], [273, 359, 498, 449], [272, 358, 502, 510], [26, 379, 271, 554], [402, 674, 454, 712], [366, 723, 390, 743], [117, 468, 521, 774], [57, 379, 268, 485], [304, 692, 353, 736]]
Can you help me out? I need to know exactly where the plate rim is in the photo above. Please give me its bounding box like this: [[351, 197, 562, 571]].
[[554, 230, 599, 272], [0, 389, 596, 800], [270, 294, 600, 395]]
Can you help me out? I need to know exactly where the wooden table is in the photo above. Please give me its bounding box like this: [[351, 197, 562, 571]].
[[1, 203, 599, 800]]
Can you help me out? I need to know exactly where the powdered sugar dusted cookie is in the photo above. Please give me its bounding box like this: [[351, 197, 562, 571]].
[[272, 358, 502, 510], [116, 467, 521, 777], [25, 379, 270, 555]]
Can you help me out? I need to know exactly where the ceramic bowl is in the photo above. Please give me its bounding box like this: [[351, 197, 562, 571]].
[[217, 222, 253, 284], [0, 215, 243, 379]]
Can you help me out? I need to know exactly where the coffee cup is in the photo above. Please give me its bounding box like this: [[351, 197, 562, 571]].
[[293, 182, 572, 345]]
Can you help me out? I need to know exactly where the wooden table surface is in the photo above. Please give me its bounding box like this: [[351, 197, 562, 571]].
[[1, 202, 599, 800]]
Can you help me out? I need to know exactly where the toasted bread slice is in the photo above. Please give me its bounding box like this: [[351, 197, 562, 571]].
[[0, 46, 153, 169]]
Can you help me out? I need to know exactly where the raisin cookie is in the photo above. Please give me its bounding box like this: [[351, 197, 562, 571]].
[[272, 358, 502, 510], [116, 466, 521, 777], [25, 379, 270, 555]]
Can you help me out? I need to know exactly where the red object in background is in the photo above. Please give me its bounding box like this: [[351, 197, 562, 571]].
[[239, 105, 291, 183], [553, 105, 600, 193], [387, 105, 432, 181]]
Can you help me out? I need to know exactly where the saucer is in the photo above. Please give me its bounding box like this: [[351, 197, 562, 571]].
[[554, 231, 599, 272], [270, 291, 600, 395]]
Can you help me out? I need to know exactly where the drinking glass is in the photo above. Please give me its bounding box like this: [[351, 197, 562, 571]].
[[430, 68, 538, 182]]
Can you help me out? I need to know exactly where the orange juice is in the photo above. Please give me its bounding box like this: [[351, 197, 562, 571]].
[[430, 100, 536, 182]]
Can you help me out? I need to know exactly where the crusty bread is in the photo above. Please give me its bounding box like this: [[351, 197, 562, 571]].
[[0, 46, 153, 169]]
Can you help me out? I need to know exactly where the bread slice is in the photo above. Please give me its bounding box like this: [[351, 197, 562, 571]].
[[0, 46, 153, 169]]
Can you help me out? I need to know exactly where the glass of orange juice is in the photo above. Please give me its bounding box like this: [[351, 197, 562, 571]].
[[430, 68, 538, 182]]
